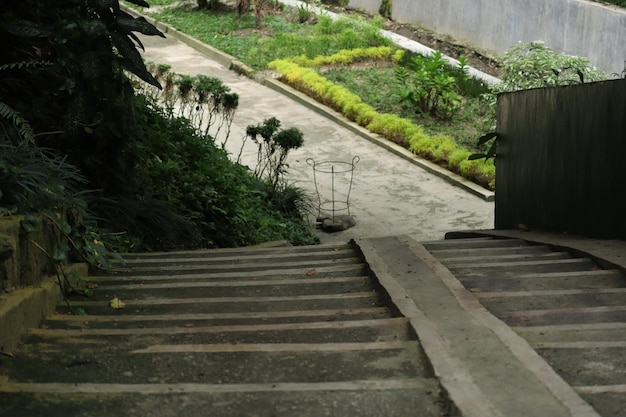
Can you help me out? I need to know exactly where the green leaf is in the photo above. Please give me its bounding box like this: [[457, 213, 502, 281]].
[[485, 140, 497, 158], [125, 0, 150, 7], [468, 153, 487, 161], [4, 20, 52, 38], [74, 307, 89, 316], [59, 219, 72, 235], [117, 14, 164, 38], [21, 214, 39, 233], [111, 32, 161, 88], [52, 244, 70, 262], [476, 131, 498, 146]]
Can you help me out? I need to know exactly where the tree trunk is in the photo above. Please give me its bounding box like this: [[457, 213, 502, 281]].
[[237, 0, 250, 15], [253, 0, 264, 29]]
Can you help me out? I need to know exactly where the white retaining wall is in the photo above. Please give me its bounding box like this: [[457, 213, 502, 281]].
[[348, 0, 626, 74]]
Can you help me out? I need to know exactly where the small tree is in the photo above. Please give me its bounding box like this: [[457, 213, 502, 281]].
[[245, 117, 304, 188], [237, 0, 250, 15], [253, 0, 266, 29]]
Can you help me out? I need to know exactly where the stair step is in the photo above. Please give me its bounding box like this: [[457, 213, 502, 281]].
[[42, 307, 391, 328], [5, 341, 429, 384], [122, 243, 355, 260], [428, 244, 553, 258], [102, 257, 363, 276], [537, 347, 626, 387], [476, 288, 626, 313], [423, 237, 529, 250], [515, 323, 626, 345], [438, 250, 571, 264], [39, 316, 412, 343], [498, 305, 626, 327], [461, 269, 626, 292], [0, 379, 444, 417], [87, 276, 375, 299], [90, 263, 366, 281], [122, 248, 361, 267], [446, 257, 598, 275], [55, 292, 382, 315]]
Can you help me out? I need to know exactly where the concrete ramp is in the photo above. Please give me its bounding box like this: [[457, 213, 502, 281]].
[[357, 235, 602, 417]]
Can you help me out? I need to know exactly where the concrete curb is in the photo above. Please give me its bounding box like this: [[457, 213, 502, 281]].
[[124, 5, 495, 202], [0, 263, 88, 352]]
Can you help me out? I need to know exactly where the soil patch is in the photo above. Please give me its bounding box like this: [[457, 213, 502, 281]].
[[324, 5, 502, 78]]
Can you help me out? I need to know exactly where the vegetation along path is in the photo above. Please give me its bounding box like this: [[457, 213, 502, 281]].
[[134, 15, 494, 245]]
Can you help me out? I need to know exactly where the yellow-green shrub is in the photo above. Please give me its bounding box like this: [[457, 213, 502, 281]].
[[367, 114, 423, 146], [448, 148, 473, 167], [286, 47, 395, 68], [355, 104, 378, 125], [269, 56, 496, 190]]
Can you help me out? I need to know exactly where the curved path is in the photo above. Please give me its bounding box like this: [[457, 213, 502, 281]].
[[136, 25, 494, 244]]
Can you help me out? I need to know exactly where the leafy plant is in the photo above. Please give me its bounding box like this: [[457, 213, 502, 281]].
[[0, 0, 166, 197], [0, 141, 85, 216], [0, 139, 126, 270], [297, 3, 314, 23], [379, 0, 392, 18], [395, 52, 465, 120], [491, 41, 607, 95], [245, 117, 305, 188], [468, 132, 498, 161], [471, 41, 609, 162]]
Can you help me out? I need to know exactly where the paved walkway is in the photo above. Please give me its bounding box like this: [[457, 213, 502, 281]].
[[137, 28, 494, 245]]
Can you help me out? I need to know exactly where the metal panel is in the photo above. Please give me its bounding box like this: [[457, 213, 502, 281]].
[[495, 79, 626, 239]]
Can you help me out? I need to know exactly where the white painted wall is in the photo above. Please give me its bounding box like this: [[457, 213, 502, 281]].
[[348, 0, 626, 74]]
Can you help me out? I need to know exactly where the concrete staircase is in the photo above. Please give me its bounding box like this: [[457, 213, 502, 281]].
[[0, 242, 446, 417], [424, 234, 626, 417], [3, 234, 625, 416]]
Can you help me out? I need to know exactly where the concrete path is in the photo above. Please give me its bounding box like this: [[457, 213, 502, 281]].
[[136, 27, 494, 245]]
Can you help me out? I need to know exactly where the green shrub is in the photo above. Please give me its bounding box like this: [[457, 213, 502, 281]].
[[395, 52, 465, 120], [126, 99, 318, 249], [494, 41, 608, 94], [379, 0, 392, 18]]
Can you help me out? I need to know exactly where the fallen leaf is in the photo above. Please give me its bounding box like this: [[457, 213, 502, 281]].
[[75, 308, 89, 316], [306, 269, 317, 276], [109, 297, 126, 309]]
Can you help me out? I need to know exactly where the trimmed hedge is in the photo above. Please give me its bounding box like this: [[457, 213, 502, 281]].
[[269, 50, 496, 190]]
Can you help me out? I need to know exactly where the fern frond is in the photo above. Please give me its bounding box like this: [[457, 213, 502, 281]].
[[0, 102, 35, 142], [0, 60, 51, 72]]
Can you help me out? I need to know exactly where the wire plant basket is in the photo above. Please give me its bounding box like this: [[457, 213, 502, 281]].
[[306, 156, 360, 221]]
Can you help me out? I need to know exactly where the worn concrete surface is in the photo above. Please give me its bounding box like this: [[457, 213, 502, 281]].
[[356, 235, 602, 417]]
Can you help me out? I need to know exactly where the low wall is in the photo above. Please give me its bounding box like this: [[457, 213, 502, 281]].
[[494, 79, 626, 239], [0, 216, 89, 351], [0, 216, 57, 292], [348, 0, 626, 74]]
